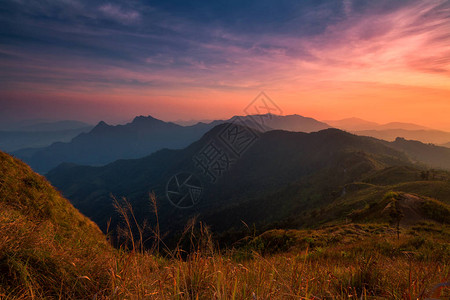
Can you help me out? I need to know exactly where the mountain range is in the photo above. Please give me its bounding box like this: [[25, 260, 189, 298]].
[[46, 124, 450, 244], [0, 119, 91, 130], [324, 118, 430, 131], [17, 120, 92, 132], [387, 137, 450, 170], [353, 129, 450, 145], [13, 114, 330, 173], [0, 120, 93, 152], [325, 118, 450, 146], [7, 114, 450, 174], [2, 144, 449, 298]]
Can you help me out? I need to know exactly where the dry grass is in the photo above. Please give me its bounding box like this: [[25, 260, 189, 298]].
[[1, 194, 449, 299], [67, 196, 450, 299], [1, 151, 449, 299], [104, 243, 448, 299]]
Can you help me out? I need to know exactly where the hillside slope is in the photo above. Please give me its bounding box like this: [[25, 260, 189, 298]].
[[0, 151, 111, 298], [1, 152, 449, 299], [47, 126, 422, 240], [386, 137, 450, 170]]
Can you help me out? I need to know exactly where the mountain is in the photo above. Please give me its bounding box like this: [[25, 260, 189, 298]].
[[46, 124, 450, 243], [0, 150, 111, 298], [177, 114, 331, 131], [174, 118, 216, 126], [0, 127, 93, 152], [0, 119, 91, 131], [324, 117, 380, 131], [18, 120, 92, 132], [354, 129, 450, 145], [325, 118, 450, 145], [376, 122, 429, 130], [2, 148, 449, 298], [14, 114, 332, 173], [0, 119, 93, 152], [442, 142, 450, 148], [14, 116, 214, 173], [386, 137, 450, 170], [325, 118, 431, 131], [230, 114, 331, 132], [0, 118, 51, 130]]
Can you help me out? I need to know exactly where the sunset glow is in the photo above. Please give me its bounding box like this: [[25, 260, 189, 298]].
[[1, 0, 449, 129]]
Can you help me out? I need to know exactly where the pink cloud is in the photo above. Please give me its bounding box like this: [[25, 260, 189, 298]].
[[98, 4, 140, 24]]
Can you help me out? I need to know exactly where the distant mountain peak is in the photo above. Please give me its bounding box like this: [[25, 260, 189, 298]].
[[344, 117, 372, 121], [94, 120, 110, 128], [324, 118, 380, 131], [132, 115, 160, 123], [90, 121, 111, 134], [130, 115, 184, 131], [379, 122, 429, 131], [249, 113, 281, 117]]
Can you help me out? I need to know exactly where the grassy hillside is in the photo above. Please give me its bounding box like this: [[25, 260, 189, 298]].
[[320, 166, 450, 225], [204, 165, 450, 243], [0, 151, 112, 298], [1, 151, 449, 298], [47, 127, 417, 239]]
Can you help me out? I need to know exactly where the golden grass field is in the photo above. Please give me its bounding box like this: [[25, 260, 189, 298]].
[[1, 151, 449, 299]]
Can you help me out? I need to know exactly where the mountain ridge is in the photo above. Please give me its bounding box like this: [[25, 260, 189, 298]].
[[1, 148, 449, 298], [47, 124, 444, 240], [354, 129, 450, 145], [325, 117, 432, 131], [13, 114, 332, 173]]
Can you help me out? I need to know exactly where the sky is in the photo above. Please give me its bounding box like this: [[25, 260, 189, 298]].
[[1, 0, 450, 130]]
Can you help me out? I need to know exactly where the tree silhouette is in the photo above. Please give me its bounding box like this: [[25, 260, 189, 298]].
[[389, 199, 404, 240]]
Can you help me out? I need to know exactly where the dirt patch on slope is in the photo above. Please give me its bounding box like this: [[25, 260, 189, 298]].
[[383, 193, 427, 226]]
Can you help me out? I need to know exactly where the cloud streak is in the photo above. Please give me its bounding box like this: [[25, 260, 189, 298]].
[[98, 3, 140, 24]]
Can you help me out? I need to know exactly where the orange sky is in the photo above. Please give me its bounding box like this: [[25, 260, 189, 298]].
[[1, 0, 449, 130]]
